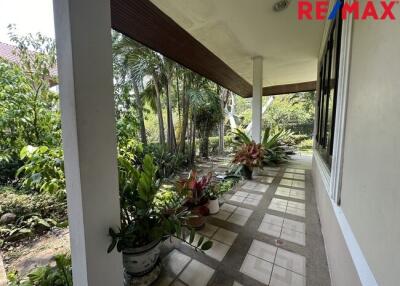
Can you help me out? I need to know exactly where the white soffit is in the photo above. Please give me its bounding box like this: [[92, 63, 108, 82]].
[[150, 0, 325, 87]]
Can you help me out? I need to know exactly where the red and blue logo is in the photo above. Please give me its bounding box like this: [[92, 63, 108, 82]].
[[298, 1, 398, 20]]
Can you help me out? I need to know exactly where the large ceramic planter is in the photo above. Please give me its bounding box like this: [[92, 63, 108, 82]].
[[242, 165, 253, 180], [208, 198, 220, 214], [123, 240, 161, 276]]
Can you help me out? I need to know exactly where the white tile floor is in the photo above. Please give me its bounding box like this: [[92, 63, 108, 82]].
[[229, 191, 263, 207], [240, 240, 306, 286], [285, 168, 306, 174], [241, 181, 270, 193], [212, 203, 253, 226], [258, 213, 306, 246], [179, 260, 215, 286], [282, 173, 305, 181], [268, 198, 306, 218], [278, 179, 306, 189], [276, 187, 306, 200], [155, 250, 215, 286], [269, 265, 305, 286], [189, 224, 238, 262], [240, 253, 273, 284], [154, 166, 323, 286]]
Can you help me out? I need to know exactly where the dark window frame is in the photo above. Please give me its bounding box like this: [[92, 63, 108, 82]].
[[316, 5, 343, 169]]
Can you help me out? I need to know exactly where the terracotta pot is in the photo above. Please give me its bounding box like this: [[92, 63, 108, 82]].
[[187, 206, 207, 229], [122, 240, 161, 277], [193, 205, 210, 216]]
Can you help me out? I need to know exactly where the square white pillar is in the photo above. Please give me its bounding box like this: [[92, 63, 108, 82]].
[[252, 56, 263, 143], [53, 0, 123, 285]]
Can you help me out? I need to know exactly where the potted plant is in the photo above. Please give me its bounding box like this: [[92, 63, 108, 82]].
[[232, 141, 264, 180], [205, 184, 221, 214], [177, 170, 212, 228], [108, 155, 212, 277]]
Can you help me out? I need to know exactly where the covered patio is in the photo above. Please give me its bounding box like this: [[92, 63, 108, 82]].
[[153, 155, 329, 286], [53, 0, 329, 285]]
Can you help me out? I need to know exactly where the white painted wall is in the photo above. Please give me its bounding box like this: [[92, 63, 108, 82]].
[[313, 6, 400, 286], [312, 156, 361, 286], [339, 18, 400, 286]]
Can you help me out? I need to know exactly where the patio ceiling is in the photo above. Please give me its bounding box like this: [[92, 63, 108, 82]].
[[111, 0, 323, 97]]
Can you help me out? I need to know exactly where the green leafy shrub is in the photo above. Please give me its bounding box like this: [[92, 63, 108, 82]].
[[208, 136, 234, 155], [0, 154, 22, 186], [109, 155, 212, 252], [219, 178, 238, 193], [208, 136, 220, 154], [147, 144, 188, 178], [205, 178, 237, 200], [0, 187, 67, 247], [1, 214, 57, 245], [17, 145, 65, 198], [7, 253, 72, 286], [298, 139, 313, 151], [280, 134, 309, 146], [0, 187, 67, 220], [119, 140, 188, 179]]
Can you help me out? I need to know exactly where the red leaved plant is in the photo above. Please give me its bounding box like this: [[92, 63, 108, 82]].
[[177, 170, 212, 205], [232, 141, 265, 170]]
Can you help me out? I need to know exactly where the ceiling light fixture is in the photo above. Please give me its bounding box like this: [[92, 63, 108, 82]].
[[273, 0, 291, 12]]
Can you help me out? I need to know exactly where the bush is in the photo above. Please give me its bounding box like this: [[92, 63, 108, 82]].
[[0, 187, 66, 220], [207, 135, 234, 155], [17, 145, 65, 198], [7, 253, 72, 286], [0, 155, 22, 186], [119, 140, 189, 179], [298, 139, 313, 151], [0, 187, 67, 247]]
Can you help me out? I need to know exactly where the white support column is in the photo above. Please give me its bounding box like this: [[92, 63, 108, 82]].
[[252, 56, 263, 143], [53, 1, 123, 285]]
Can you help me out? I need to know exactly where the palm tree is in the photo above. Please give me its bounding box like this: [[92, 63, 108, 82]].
[[188, 78, 223, 159], [112, 33, 147, 145], [159, 58, 177, 151]]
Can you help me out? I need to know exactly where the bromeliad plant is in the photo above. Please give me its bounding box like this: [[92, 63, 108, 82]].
[[232, 141, 265, 179], [231, 127, 291, 166], [108, 155, 212, 253], [262, 127, 291, 165], [177, 170, 212, 206]]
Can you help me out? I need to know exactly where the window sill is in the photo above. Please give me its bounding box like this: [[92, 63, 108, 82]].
[[313, 149, 331, 193]]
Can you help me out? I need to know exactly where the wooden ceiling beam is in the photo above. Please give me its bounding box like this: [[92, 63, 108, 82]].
[[110, 0, 252, 97], [262, 81, 316, 97]]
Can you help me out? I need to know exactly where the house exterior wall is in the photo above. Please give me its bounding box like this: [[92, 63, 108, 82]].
[[312, 157, 361, 286], [313, 11, 400, 286], [339, 18, 400, 286]]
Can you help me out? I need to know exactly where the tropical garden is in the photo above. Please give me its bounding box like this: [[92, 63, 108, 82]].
[[0, 26, 314, 285]]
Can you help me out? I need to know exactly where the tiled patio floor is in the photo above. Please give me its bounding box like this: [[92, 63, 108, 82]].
[[155, 155, 331, 286]]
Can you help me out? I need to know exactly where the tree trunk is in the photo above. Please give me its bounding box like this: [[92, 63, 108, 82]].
[[165, 82, 176, 151], [200, 128, 210, 158], [218, 88, 228, 154], [226, 92, 237, 131], [179, 76, 189, 153], [133, 82, 147, 145], [152, 73, 165, 145], [190, 113, 196, 164]]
